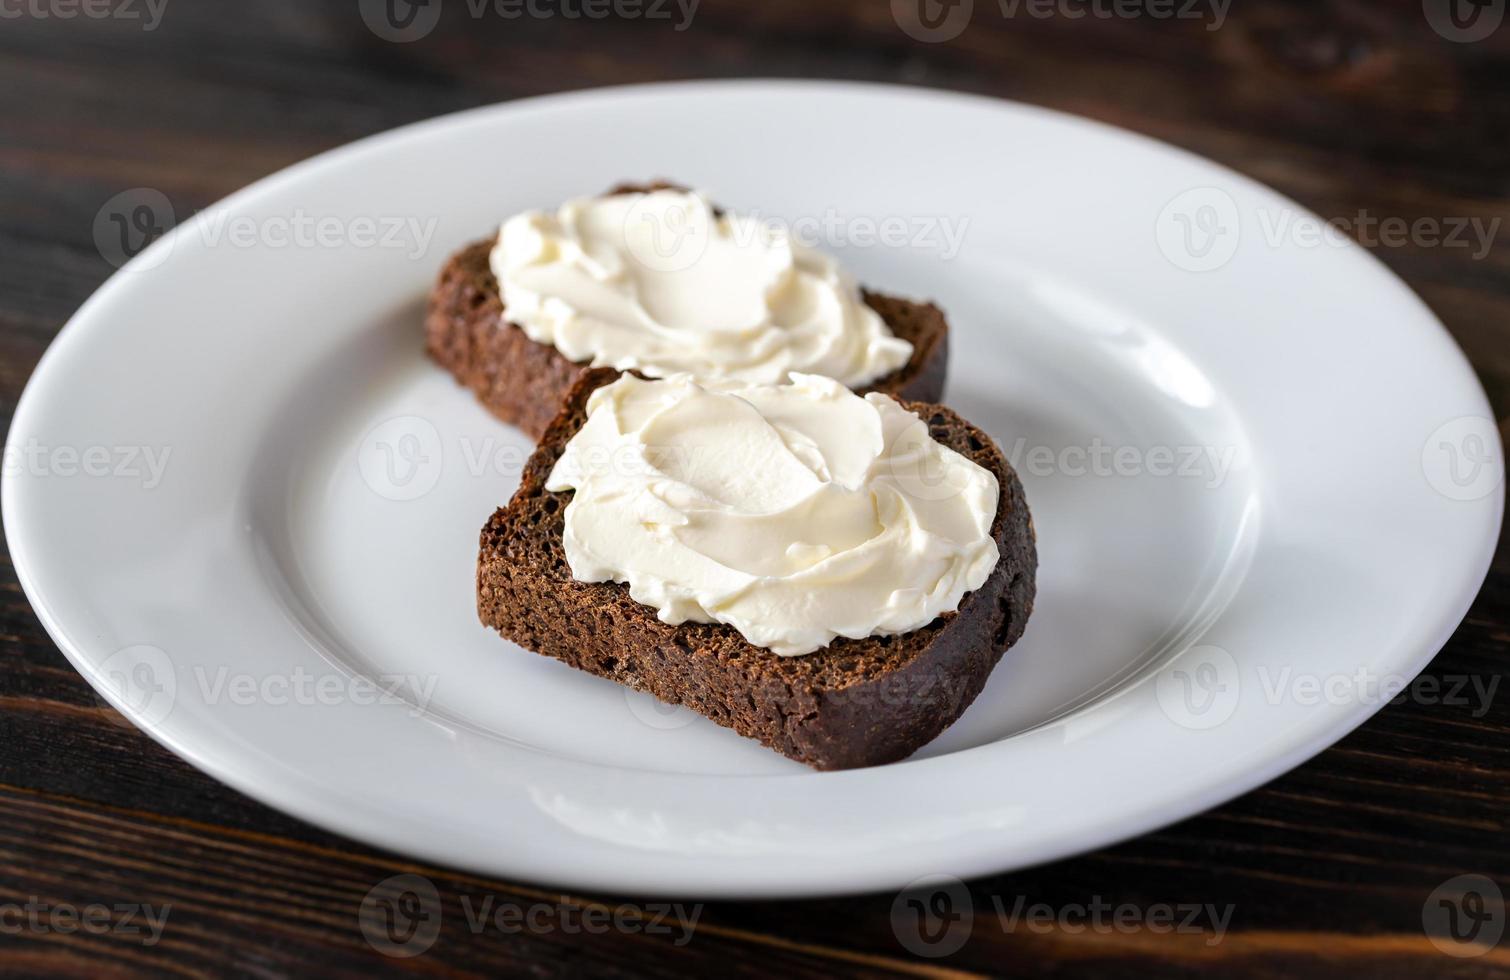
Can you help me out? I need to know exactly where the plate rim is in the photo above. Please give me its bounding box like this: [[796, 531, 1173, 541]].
[[5, 78, 1502, 898]]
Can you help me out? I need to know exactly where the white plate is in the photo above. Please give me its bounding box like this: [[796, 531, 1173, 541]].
[[5, 81, 1501, 898]]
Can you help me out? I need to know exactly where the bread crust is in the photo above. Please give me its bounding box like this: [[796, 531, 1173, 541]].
[[477, 369, 1037, 771], [424, 241, 951, 440]]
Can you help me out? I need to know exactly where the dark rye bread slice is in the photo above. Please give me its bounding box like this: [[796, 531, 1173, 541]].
[[477, 368, 1037, 770], [425, 188, 950, 440]]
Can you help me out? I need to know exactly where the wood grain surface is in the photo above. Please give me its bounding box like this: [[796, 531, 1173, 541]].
[[2, 0, 1508, 976]]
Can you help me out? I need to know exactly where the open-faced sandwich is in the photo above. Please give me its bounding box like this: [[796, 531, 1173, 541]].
[[433, 182, 1034, 768], [477, 370, 1036, 769], [426, 182, 950, 438]]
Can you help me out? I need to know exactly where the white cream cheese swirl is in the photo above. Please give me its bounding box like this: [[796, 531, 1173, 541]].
[[490, 190, 913, 387], [544, 373, 1001, 656]]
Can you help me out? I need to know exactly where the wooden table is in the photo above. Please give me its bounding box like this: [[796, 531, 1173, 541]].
[[2, 1, 1507, 975]]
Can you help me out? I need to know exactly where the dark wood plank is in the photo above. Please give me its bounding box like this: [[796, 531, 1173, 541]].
[[0, 783, 949, 979]]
